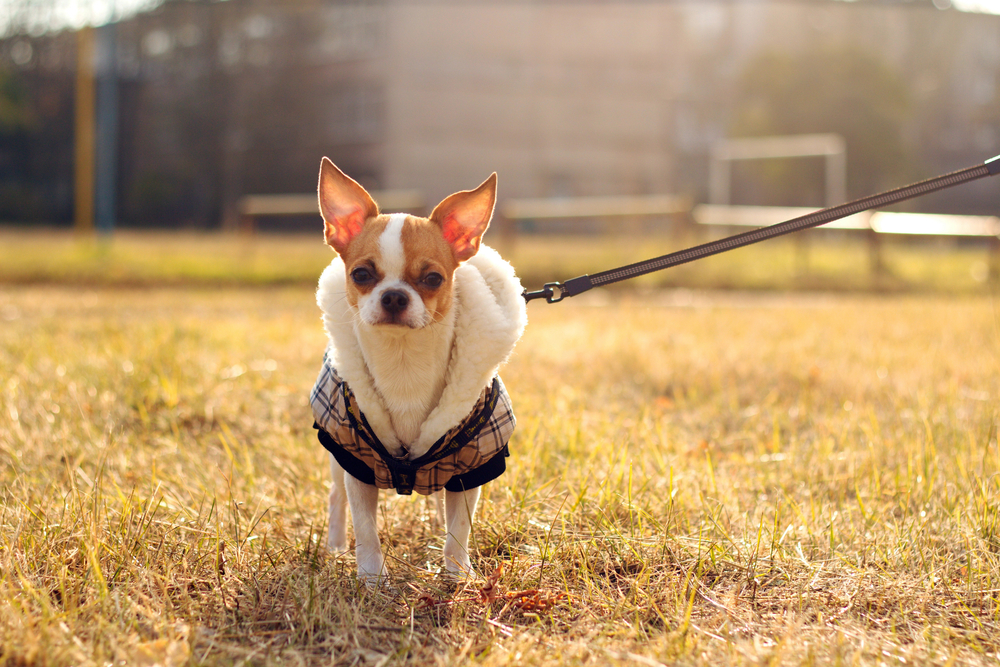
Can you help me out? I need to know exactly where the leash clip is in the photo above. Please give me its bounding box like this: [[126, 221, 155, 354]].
[[522, 282, 565, 303], [542, 282, 566, 303]]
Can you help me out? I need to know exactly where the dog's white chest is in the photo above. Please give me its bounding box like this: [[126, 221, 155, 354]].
[[356, 315, 454, 446], [371, 364, 443, 445]]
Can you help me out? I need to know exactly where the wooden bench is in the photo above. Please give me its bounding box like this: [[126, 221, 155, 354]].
[[868, 212, 1000, 278], [693, 204, 871, 230], [693, 204, 1000, 278], [239, 190, 426, 233], [498, 194, 691, 244], [868, 211, 1000, 237], [502, 194, 692, 221]]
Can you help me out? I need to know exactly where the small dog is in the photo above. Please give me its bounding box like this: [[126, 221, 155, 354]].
[[310, 158, 526, 582]]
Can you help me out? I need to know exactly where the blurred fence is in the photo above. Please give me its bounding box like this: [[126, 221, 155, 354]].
[[693, 205, 1000, 278], [235, 182, 1000, 282]]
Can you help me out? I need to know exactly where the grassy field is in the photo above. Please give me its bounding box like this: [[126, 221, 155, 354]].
[[1, 277, 999, 665], [0, 226, 996, 293]]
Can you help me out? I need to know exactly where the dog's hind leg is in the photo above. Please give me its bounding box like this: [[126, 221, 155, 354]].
[[443, 486, 481, 577], [326, 455, 349, 553], [344, 473, 385, 583], [433, 491, 446, 526]]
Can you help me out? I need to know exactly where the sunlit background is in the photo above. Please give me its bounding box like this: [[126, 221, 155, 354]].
[[1, 0, 999, 233], [3, 0, 1000, 34]]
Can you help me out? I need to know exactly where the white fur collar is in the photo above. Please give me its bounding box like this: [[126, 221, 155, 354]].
[[316, 245, 527, 459]]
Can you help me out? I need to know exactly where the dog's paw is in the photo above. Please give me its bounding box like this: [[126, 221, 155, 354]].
[[357, 571, 389, 588], [326, 536, 349, 553], [442, 553, 478, 580], [326, 521, 349, 553], [356, 549, 386, 585]]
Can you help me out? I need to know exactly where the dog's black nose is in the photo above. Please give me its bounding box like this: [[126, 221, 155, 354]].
[[380, 290, 410, 314]]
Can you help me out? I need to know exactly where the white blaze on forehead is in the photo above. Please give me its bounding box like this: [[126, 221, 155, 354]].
[[378, 214, 408, 279], [356, 212, 430, 328]]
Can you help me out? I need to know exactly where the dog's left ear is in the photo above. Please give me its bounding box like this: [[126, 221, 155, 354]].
[[430, 173, 497, 262]]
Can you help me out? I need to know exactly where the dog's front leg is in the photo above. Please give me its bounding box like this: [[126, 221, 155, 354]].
[[443, 487, 481, 576], [344, 474, 385, 583]]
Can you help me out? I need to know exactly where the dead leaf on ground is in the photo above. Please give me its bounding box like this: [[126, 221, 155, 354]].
[[479, 563, 504, 604], [504, 589, 567, 612]]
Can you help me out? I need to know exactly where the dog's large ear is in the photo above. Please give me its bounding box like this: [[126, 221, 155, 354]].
[[429, 173, 497, 263], [318, 157, 379, 254]]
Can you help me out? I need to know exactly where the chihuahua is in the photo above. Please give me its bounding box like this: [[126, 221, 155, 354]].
[[311, 158, 527, 582]]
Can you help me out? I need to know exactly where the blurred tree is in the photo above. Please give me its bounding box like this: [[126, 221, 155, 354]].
[[0, 65, 45, 221], [730, 46, 912, 207], [0, 66, 31, 131], [0, 54, 75, 224]]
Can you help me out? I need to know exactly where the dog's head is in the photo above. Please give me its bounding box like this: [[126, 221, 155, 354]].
[[318, 157, 496, 329]]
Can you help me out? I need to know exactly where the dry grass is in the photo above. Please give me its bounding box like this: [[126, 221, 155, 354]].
[[1, 282, 999, 666]]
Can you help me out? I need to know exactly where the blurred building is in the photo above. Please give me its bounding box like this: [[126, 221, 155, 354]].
[[0, 0, 998, 227]]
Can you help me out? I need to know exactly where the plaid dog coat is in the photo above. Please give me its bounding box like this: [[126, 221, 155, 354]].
[[312, 356, 516, 495], [315, 245, 526, 496]]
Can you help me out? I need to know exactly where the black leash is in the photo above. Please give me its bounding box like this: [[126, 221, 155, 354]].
[[522, 155, 1000, 304]]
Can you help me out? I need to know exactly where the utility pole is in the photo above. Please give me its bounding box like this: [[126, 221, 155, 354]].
[[95, 20, 118, 235], [74, 26, 95, 234]]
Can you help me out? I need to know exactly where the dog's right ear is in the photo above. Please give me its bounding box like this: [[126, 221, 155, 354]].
[[318, 157, 379, 254]]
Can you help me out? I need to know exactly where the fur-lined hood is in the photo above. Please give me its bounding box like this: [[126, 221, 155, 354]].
[[316, 245, 527, 458]]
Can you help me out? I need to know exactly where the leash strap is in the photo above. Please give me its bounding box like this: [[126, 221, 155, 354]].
[[523, 155, 1000, 303]]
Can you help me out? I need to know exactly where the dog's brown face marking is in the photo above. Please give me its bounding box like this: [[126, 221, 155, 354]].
[[339, 214, 459, 327], [337, 215, 390, 309], [400, 216, 460, 322]]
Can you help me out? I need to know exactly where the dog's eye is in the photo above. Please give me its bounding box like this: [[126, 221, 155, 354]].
[[423, 272, 444, 288], [351, 267, 375, 284]]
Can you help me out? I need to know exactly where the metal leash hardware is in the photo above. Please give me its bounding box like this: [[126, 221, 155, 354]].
[[523, 276, 594, 303], [522, 155, 1000, 304]]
